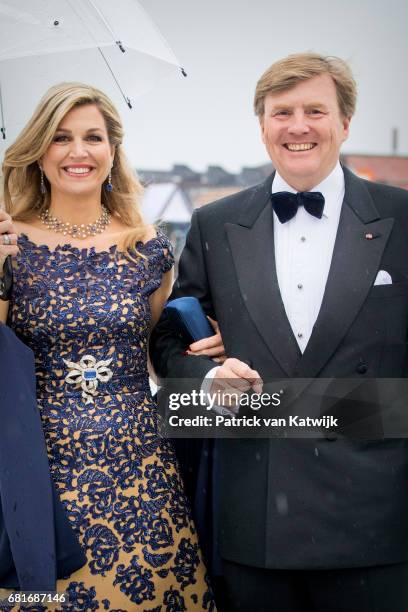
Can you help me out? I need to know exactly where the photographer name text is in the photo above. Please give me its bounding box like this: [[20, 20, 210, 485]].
[[168, 414, 338, 429]]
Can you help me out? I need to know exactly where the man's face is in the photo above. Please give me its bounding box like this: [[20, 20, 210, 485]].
[[260, 74, 350, 191]]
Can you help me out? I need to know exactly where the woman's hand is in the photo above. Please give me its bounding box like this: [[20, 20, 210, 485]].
[[0, 210, 19, 272], [185, 317, 227, 363]]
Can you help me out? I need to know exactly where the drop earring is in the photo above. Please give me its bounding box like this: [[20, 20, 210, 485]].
[[39, 166, 46, 194], [106, 170, 113, 192]]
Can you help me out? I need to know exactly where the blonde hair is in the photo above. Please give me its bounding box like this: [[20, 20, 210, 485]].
[[1, 82, 148, 258], [254, 52, 357, 119]]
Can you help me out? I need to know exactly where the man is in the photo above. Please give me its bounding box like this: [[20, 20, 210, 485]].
[[150, 53, 408, 611]]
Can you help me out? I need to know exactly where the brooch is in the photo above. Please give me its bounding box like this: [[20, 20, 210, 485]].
[[63, 354, 113, 404]]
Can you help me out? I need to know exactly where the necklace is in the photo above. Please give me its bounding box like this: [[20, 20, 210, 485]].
[[39, 205, 111, 239]]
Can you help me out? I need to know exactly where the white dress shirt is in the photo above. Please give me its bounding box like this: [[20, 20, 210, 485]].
[[204, 161, 345, 389], [273, 162, 345, 352]]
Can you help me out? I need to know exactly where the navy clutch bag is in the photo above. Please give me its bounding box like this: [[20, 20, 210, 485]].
[[164, 297, 214, 344]]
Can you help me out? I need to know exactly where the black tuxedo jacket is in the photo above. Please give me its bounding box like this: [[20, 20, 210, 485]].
[[150, 166, 408, 569], [0, 323, 86, 590]]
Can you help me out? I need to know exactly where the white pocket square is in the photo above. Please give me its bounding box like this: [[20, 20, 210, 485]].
[[374, 270, 392, 286]]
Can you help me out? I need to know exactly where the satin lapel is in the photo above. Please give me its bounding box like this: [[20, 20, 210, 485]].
[[225, 180, 301, 376], [296, 169, 394, 377]]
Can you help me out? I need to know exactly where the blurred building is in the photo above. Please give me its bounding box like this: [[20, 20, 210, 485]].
[[189, 186, 242, 208], [139, 154, 407, 227], [139, 155, 407, 269], [138, 164, 201, 187], [138, 162, 275, 211], [237, 163, 273, 187], [202, 165, 237, 187], [141, 182, 193, 272], [341, 154, 408, 189]]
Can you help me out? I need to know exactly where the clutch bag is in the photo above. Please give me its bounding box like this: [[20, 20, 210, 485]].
[[164, 296, 214, 345]]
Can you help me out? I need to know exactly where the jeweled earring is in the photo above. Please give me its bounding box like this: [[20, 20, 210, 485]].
[[39, 166, 46, 194], [105, 170, 113, 192]]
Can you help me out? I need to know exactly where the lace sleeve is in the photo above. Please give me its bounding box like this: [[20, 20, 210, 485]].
[[137, 229, 175, 297]]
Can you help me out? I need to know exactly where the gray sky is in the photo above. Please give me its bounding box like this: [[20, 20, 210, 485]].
[[121, 0, 408, 173]]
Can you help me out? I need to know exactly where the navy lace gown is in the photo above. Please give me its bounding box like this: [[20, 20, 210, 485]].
[[4, 231, 215, 611]]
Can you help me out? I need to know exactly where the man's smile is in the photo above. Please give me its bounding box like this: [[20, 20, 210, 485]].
[[283, 143, 317, 151]]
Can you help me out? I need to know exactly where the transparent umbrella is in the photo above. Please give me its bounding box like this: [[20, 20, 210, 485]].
[[0, 0, 185, 145]]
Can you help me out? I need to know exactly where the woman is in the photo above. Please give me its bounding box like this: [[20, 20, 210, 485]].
[[0, 82, 218, 611]]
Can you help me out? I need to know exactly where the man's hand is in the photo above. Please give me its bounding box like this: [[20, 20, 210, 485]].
[[209, 358, 263, 408], [186, 317, 227, 363]]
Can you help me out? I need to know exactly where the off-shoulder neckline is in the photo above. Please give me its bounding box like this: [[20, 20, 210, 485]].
[[17, 231, 165, 257]]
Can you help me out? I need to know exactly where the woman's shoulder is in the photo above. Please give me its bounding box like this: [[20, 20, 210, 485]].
[[14, 220, 45, 248], [135, 224, 172, 253], [136, 225, 174, 297], [140, 224, 157, 244], [135, 224, 174, 267]]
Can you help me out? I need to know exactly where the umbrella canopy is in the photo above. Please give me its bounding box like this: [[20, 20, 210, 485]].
[[0, 0, 185, 147]]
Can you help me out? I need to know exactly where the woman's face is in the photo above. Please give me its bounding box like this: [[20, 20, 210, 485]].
[[41, 103, 115, 200]]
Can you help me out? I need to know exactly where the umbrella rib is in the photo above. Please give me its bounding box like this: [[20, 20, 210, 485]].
[[97, 47, 132, 109], [65, 0, 132, 109], [85, 0, 125, 53], [136, 0, 184, 70], [66, 0, 112, 49]]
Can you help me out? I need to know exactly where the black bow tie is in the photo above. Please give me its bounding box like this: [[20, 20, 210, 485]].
[[271, 191, 325, 223]]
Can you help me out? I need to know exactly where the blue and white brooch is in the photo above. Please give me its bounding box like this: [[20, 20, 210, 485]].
[[63, 354, 113, 404]]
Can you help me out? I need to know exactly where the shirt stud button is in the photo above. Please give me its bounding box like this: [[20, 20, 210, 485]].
[[297, 283, 303, 289], [300, 236, 306, 242], [298, 332, 303, 338]]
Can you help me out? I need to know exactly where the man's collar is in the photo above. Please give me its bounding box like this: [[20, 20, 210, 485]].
[[272, 162, 345, 219]]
